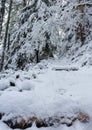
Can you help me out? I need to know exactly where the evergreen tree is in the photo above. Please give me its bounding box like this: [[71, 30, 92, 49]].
[[0, 0, 12, 71]]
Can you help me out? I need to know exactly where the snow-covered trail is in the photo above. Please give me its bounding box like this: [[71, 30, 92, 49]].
[[33, 65, 92, 117], [0, 61, 92, 129]]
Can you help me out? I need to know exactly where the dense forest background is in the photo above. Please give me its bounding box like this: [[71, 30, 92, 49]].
[[0, 0, 92, 70]]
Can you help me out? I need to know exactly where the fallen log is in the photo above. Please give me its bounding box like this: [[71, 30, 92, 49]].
[[2, 113, 89, 129], [52, 67, 79, 71]]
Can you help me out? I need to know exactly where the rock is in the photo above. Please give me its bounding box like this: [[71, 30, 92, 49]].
[[10, 82, 16, 87], [16, 75, 20, 79]]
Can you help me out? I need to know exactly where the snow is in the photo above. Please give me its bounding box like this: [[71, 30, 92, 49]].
[[0, 121, 12, 130], [0, 0, 92, 129], [0, 59, 92, 129]]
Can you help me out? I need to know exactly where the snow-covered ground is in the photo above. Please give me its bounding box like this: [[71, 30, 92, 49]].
[[0, 59, 92, 130]]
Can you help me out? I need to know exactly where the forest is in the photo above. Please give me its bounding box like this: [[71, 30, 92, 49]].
[[0, 0, 92, 130]]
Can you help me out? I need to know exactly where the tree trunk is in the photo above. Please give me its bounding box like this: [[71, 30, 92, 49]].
[[0, 0, 6, 39], [76, 0, 86, 45], [23, 0, 26, 7], [0, 0, 12, 71], [7, 33, 10, 51]]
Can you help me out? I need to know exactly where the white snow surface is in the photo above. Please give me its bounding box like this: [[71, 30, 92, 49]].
[[0, 59, 92, 130]]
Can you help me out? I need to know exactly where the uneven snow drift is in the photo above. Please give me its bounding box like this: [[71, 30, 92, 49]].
[[0, 60, 92, 130]]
